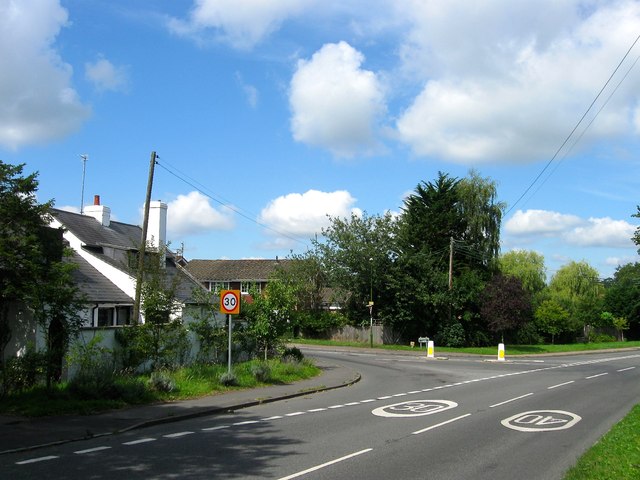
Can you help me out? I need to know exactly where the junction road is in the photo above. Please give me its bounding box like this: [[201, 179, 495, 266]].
[[3, 348, 639, 479]]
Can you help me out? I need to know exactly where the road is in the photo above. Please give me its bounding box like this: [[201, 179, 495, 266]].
[[3, 348, 639, 479]]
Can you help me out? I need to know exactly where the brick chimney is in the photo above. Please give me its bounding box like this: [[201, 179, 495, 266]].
[[83, 195, 111, 227]]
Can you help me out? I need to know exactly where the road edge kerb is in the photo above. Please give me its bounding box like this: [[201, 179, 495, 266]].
[[0, 370, 361, 456]]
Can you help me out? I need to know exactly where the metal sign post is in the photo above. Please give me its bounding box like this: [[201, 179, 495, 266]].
[[220, 290, 241, 374]]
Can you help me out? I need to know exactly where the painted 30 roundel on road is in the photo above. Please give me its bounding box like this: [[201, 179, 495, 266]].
[[372, 400, 458, 418]]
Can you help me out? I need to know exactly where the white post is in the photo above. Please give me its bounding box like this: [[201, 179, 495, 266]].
[[227, 314, 233, 374], [498, 343, 505, 361], [427, 340, 435, 358]]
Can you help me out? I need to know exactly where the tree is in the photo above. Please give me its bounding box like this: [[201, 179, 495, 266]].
[[499, 250, 547, 296], [547, 260, 603, 340], [243, 278, 297, 360], [0, 161, 83, 386], [314, 211, 399, 328], [603, 262, 640, 339], [535, 299, 570, 344], [480, 274, 532, 341]]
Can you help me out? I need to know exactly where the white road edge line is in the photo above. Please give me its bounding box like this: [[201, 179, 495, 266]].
[[618, 367, 635, 372], [74, 446, 112, 454], [489, 393, 534, 408], [277, 448, 373, 480], [412, 413, 472, 435], [585, 373, 608, 379], [548, 381, 575, 389], [16, 456, 59, 465]]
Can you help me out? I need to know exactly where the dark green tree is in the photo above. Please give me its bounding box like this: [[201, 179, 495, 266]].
[[603, 262, 640, 339], [0, 160, 84, 386]]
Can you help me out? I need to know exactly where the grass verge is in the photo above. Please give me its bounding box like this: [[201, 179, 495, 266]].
[[0, 358, 320, 417], [564, 404, 640, 479]]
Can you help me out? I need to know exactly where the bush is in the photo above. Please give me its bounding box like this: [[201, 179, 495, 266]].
[[588, 333, 616, 343], [250, 362, 272, 382], [282, 346, 304, 363], [219, 371, 237, 386], [1, 349, 47, 395], [514, 323, 543, 345], [148, 370, 176, 393], [435, 322, 466, 348]]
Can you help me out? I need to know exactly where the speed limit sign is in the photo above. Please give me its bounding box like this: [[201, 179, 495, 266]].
[[220, 290, 241, 315]]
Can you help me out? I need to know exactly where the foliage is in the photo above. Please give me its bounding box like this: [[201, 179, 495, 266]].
[[219, 371, 238, 386], [480, 274, 532, 339], [188, 287, 226, 363], [148, 370, 176, 393], [243, 278, 298, 360], [633, 205, 640, 253], [0, 347, 46, 396], [115, 321, 191, 371], [547, 260, 604, 338], [250, 362, 272, 382], [499, 250, 547, 296], [435, 321, 466, 347], [603, 262, 640, 336], [0, 160, 84, 386], [282, 346, 304, 363], [313, 210, 399, 328], [535, 299, 571, 344]]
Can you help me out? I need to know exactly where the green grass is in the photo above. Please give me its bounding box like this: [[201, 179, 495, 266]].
[[0, 358, 320, 417], [290, 338, 640, 355], [564, 404, 640, 479]]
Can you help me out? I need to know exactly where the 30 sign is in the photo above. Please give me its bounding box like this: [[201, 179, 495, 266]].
[[219, 290, 241, 315]]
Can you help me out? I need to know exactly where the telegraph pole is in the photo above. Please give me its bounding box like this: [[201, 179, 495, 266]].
[[133, 151, 157, 323], [448, 237, 454, 290]]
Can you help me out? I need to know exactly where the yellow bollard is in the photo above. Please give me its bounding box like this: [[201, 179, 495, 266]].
[[498, 343, 505, 361], [427, 340, 435, 358]]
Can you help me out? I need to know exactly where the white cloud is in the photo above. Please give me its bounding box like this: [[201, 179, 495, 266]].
[[505, 209, 638, 250], [85, 57, 130, 93], [0, 0, 91, 149], [564, 217, 637, 248], [167, 191, 235, 237], [289, 41, 386, 157], [167, 0, 310, 49], [505, 209, 582, 236], [235, 72, 258, 108], [395, 0, 640, 164], [258, 189, 361, 239]]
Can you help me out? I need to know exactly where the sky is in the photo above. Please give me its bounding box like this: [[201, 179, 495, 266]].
[[1, 0, 640, 280]]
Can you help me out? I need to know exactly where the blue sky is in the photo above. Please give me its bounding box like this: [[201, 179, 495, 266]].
[[2, 0, 639, 280]]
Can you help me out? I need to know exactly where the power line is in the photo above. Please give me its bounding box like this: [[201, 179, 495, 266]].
[[506, 32, 640, 215], [154, 159, 311, 247]]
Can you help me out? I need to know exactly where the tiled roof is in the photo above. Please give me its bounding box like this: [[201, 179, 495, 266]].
[[185, 259, 291, 282], [52, 208, 203, 304], [51, 208, 141, 249], [68, 253, 132, 303]]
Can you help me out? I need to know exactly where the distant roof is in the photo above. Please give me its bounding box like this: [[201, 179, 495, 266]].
[[185, 259, 291, 282], [51, 208, 141, 249]]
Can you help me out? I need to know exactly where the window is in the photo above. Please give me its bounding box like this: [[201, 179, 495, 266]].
[[116, 306, 133, 325], [93, 305, 133, 327], [241, 282, 260, 294], [97, 308, 114, 327], [209, 281, 230, 293]]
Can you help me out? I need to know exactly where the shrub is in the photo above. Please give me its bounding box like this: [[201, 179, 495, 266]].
[[250, 362, 272, 382], [1, 348, 46, 395], [219, 371, 237, 386], [435, 322, 466, 348], [282, 346, 304, 363], [148, 370, 176, 393]]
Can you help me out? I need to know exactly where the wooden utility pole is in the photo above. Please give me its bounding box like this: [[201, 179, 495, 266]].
[[448, 236, 454, 290], [133, 151, 157, 323]]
